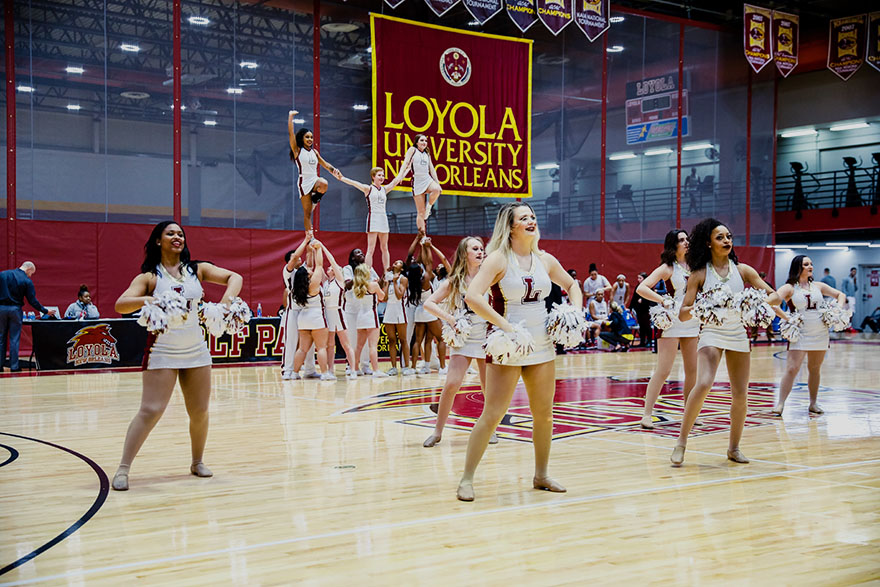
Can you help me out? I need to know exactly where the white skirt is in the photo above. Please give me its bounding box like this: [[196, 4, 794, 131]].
[[493, 307, 554, 366], [451, 320, 487, 359], [414, 301, 435, 323], [325, 307, 345, 332], [698, 323, 750, 353], [789, 315, 829, 351], [413, 175, 433, 196], [297, 306, 327, 330], [383, 299, 407, 324], [298, 174, 319, 198], [366, 210, 389, 233], [663, 315, 700, 339], [356, 307, 379, 329], [146, 322, 212, 370]]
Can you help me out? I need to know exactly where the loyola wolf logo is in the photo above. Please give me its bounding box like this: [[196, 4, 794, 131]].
[[66, 324, 120, 366]]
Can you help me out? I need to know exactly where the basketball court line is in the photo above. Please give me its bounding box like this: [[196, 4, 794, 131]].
[[2, 456, 876, 586]]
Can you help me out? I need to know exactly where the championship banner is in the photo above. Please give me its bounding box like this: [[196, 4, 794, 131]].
[[425, 0, 460, 17], [537, 0, 573, 36], [371, 14, 532, 198], [574, 0, 610, 42], [772, 11, 798, 77], [464, 0, 503, 25], [828, 14, 866, 81], [506, 0, 538, 32], [744, 4, 772, 73], [385, 0, 406, 8], [867, 12, 880, 73]]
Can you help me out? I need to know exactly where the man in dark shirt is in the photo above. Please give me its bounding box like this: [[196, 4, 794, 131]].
[[0, 261, 55, 371]]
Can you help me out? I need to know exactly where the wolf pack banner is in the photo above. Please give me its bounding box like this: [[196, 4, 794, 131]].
[[744, 4, 773, 73], [425, 0, 460, 17], [464, 0, 503, 24], [506, 0, 538, 32], [828, 14, 866, 81], [772, 11, 798, 77], [371, 14, 533, 198], [537, 0, 573, 36], [574, 0, 610, 42], [867, 12, 880, 73]]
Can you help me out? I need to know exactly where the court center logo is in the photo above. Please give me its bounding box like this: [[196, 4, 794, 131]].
[[66, 324, 120, 366], [440, 47, 471, 87]]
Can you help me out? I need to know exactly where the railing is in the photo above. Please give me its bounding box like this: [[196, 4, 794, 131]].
[[775, 167, 880, 212]]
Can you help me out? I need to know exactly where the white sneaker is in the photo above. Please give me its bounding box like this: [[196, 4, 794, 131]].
[[372, 371, 389, 378], [387, 367, 398, 376], [466, 367, 477, 375], [360, 364, 373, 376], [281, 372, 293, 380], [417, 365, 430, 375], [304, 371, 320, 379], [425, 202, 432, 220], [402, 367, 416, 375], [320, 372, 337, 381], [438, 366, 448, 375], [289, 372, 301, 380], [346, 372, 358, 380], [429, 358, 440, 370]]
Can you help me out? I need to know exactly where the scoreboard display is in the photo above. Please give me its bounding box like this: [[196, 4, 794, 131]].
[[625, 75, 689, 145]]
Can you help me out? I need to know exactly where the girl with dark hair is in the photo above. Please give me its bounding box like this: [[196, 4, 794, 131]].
[[111, 221, 243, 490], [400, 134, 442, 233], [288, 110, 342, 232], [636, 229, 700, 429], [316, 243, 358, 379], [281, 234, 316, 380], [407, 238, 447, 374], [290, 240, 335, 381], [457, 203, 582, 501], [65, 284, 100, 319], [771, 255, 846, 415], [382, 258, 413, 376], [670, 218, 781, 467]]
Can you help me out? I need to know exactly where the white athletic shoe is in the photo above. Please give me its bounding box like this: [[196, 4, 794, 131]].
[[466, 367, 477, 375], [289, 372, 301, 380], [372, 370, 389, 378], [320, 372, 337, 381], [346, 371, 358, 380], [438, 366, 448, 375], [402, 367, 416, 375], [425, 202, 432, 220], [360, 364, 373, 376], [303, 371, 320, 379], [387, 367, 399, 376], [281, 372, 293, 380], [417, 365, 431, 375], [429, 358, 440, 370]]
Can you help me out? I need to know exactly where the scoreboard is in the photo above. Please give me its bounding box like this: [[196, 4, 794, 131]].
[[625, 75, 689, 145]]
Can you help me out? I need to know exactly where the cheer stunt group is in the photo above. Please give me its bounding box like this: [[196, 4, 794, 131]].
[[108, 113, 851, 502]]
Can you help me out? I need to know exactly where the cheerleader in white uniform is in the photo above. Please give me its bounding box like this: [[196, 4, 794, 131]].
[[350, 264, 388, 378], [337, 166, 407, 274], [410, 237, 447, 374], [636, 229, 700, 429], [401, 134, 442, 233], [288, 111, 342, 233], [423, 236, 499, 448], [111, 221, 243, 490], [772, 255, 846, 416], [316, 243, 357, 378], [671, 218, 781, 467], [289, 240, 335, 381], [383, 259, 413, 375], [457, 203, 582, 502], [342, 249, 379, 374], [282, 235, 317, 380]]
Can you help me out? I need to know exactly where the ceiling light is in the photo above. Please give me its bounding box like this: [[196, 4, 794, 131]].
[[203, 120, 217, 126], [806, 246, 847, 250], [607, 45, 624, 53], [682, 142, 713, 151], [353, 104, 369, 111], [869, 244, 880, 248], [120, 91, 150, 100], [779, 244, 807, 248], [65, 66, 85, 74], [826, 242, 869, 246], [226, 87, 243, 95], [120, 43, 141, 52], [366, 47, 372, 53], [168, 104, 187, 110], [468, 20, 481, 27], [610, 16, 625, 23], [774, 248, 793, 252], [780, 128, 817, 138], [321, 22, 359, 33], [188, 16, 210, 26], [66, 104, 81, 111], [609, 152, 637, 160], [292, 118, 305, 124], [645, 148, 673, 156], [829, 122, 869, 132], [16, 85, 34, 93], [535, 163, 559, 170], [239, 61, 258, 69]]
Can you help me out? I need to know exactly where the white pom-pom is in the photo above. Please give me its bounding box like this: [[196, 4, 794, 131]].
[[546, 303, 588, 348], [441, 313, 473, 348], [779, 312, 803, 343], [819, 301, 851, 332], [225, 297, 252, 335], [735, 288, 775, 328], [137, 290, 189, 334], [692, 283, 734, 327], [483, 322, 535, 364], [649, 295, 676, 330], [199, 302, 228, 337]]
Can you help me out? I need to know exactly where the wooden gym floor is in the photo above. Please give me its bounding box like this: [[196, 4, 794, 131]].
[[1, 336, 879, 585]]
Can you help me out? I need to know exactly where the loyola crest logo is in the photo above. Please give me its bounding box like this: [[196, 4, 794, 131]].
[[440, 47, 471, 87], [66, 324, 120, 366]]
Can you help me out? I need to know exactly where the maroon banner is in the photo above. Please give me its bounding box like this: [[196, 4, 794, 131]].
[[464, 0, 503, 24], [772, 10, 798, 77], [573, 0, 609, 42], [828, 14, 866, 81], [744, 4, 773, 73], [385, 0, 407, 8], [506, 0, 538, 32], [537, 0, 573, 36], [424, 0, 460, 17], [867, 12, 880, 73], [371, 14, 532, 198]]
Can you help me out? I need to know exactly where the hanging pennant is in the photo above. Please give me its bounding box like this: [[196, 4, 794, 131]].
[[828, 14, 866, 81], [385, 0, 406, 7], [772, 11, 799, 77], [424, 0, 460, 17], [463, 0, 503, 25], [506, 0, 538, 33], [867, 12, 880, 73], [573, 0, 610, 42], [744, 4, 773, 73], [536, 0, 573, 36]]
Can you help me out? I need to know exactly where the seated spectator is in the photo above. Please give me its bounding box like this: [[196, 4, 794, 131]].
[[64, 284, 100, 319], [860, 307, 880, 333], [586, 289, 609, 347], [599, 301, 632, 352], [583, 263, 612, 303]]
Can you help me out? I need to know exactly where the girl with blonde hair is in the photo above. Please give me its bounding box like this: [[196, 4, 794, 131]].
[[350, 263, 388, 378]]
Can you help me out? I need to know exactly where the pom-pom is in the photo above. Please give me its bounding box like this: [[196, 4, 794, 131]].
[[692, 283, 734, 327], [649, 296, 676, 330], [735, 288, 775, 329], [225, 297, 253, 335], [137, 290, 189, 334], [199, 297, 252, 336], [818, 301, 851, 332], [779, 312, 803, 343], [441, 313, 473, 348], [546, 303, 588, 348], [483, 322, 535, 364]]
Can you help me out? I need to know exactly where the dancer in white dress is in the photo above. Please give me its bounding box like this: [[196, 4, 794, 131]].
[[401, 134, 442, 233], [670, 218, 781, 467], [772, 255, 846, 416], [290, 240, 335, 381], [317, 243, 358, 378], [288, 111, 342, 232], [337, 166, 407, 274], [281, 234, 317, 380], [111, 221, 243, 490], [457, 203, 582, 501], [350, 264, 389, 378], [636, 229, 700, 429]]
